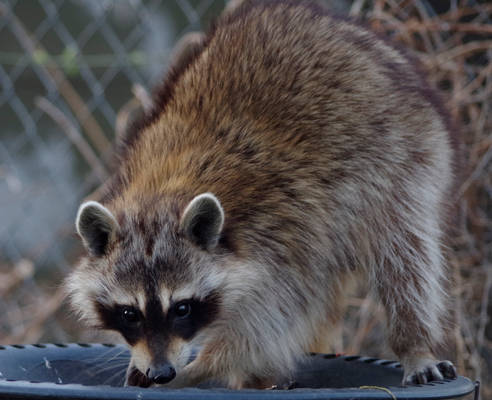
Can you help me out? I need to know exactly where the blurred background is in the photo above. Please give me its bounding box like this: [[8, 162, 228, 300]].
[[0, 0, 491, 396]]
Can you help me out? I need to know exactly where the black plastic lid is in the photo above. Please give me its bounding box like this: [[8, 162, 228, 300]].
[[0, 343, 475, 399]]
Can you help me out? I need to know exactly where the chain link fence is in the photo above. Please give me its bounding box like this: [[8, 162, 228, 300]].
[[0, 0, 230, 344], [1, 0, 491, 394]]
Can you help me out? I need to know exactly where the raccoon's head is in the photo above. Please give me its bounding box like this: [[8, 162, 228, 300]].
[[66, 193, 227, 387]]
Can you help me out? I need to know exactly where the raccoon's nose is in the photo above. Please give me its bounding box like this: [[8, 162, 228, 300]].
[[146, 363, 176, 384]]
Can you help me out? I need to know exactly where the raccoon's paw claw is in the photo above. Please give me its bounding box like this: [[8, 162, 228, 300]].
[[436, 361, 457, 379], [404, 360, 457, 385], [267, 380, 298, 390], [283, 380, 298, 390]]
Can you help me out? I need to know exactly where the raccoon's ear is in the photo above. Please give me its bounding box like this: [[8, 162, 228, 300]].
[[76, 201, 119, 257], [181, 193, 224, 250]]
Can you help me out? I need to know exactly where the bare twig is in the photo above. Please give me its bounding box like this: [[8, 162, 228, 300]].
[[346, 296, 380, 354], [0, 2, 111, 157], [132, 83, 152, 113], [349, 0, 366, 17], [477, 266, 492, 355], [114, 84, 152, 140], [433, 41, 492, 65], [4, 288, 67, 344], [376, 19, 492, 35], [35, 97, 109, 183], [0, 260, 34, 297]]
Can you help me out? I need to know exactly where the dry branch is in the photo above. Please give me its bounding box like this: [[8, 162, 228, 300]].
[[35, 97, 109, 184], [0, 3, 111, 157]]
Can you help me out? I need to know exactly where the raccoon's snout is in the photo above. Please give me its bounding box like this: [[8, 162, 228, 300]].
[[126, 363, 176, 387], [146, 363, 176, 384]]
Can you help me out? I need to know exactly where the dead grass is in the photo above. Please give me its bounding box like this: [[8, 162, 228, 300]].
[[346, 0, 492, 396]]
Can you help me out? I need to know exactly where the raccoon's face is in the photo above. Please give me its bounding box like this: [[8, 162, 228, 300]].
[[66, 193, 227, 387]]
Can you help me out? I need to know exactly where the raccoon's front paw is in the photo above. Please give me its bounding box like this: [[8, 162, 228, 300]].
[[125, 366, 153, 388], [403, 359, 457, 385]]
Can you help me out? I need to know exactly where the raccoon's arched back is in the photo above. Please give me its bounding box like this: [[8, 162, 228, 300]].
[[102, 0, 457, 228], [112, 0, 331, 170]]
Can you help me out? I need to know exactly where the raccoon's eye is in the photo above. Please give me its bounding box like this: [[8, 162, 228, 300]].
[[174, 302, 192, 318], [121, 307, 140, 326]]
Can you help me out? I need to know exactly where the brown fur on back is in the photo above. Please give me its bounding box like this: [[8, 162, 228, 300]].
[[109, 0, 451, 255]]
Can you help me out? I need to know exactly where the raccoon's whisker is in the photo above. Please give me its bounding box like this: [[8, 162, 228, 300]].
[[88, 360, 130, 375], [76, 352, 130, 370], [78, 348, 130, 365], [102, 369, 127, 386], [79, 355, 130, 365], [185, 348, 200, 366], [71, 360, 130, 381]]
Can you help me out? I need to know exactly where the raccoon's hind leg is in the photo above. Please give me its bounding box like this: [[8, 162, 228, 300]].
[[373, 221, 457, 384]]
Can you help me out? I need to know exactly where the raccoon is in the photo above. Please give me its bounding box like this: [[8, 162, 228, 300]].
[[66, 0, 458, 389]]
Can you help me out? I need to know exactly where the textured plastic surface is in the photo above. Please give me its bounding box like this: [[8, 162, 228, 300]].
[[0, 343, 474, 399]]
